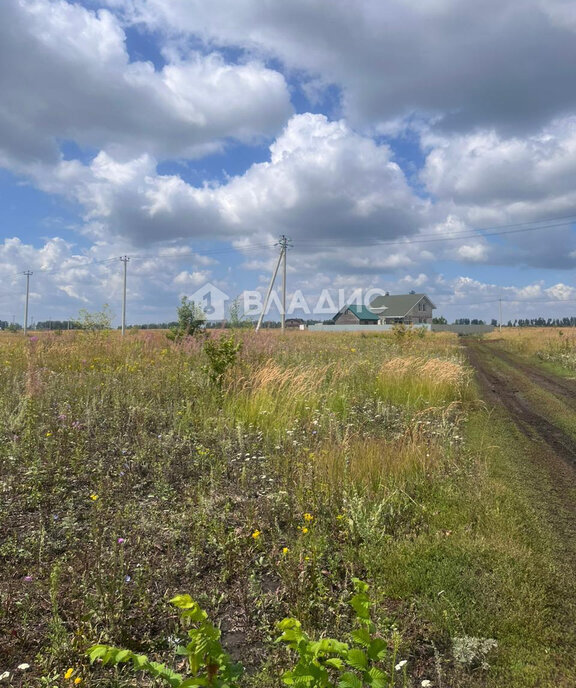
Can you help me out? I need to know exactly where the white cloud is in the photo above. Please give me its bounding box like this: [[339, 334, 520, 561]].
[[111, 0, 576, 134], [13, 114, 427, 250], [0, 0, 291, 168]]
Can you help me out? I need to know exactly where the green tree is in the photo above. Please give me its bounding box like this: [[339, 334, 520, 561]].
[[167, 297, 206, 340], [76, 304, 113, 332]]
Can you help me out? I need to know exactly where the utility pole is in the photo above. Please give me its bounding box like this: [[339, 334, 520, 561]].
[[279, 235, 289, 331], [499, 297, 503, 333], [23, 271, 32, 336], [120, 256, 129, 336], [255, 236, 291, 332]]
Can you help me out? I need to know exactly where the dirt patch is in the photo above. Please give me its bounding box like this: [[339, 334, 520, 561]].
[[481, 342, 576, 407], [464, 339, 576, 516]]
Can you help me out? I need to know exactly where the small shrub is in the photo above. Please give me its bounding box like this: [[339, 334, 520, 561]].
[[452, 635, 498, 670], [88, 595, 243, 687], [203, 334, 242, 386], [167, 297, 206, 341]]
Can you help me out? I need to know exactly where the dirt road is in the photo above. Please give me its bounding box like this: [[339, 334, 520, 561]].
[[465, 336, 576, 520]]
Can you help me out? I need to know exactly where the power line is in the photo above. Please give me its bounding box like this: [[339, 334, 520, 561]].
[[296, 218, 576, 250]]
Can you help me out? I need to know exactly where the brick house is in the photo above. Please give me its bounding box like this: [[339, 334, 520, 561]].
[[369, 293, 435, 325], [332, 304, 380, 325]]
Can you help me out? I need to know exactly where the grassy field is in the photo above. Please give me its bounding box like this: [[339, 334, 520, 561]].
[[0, 328, 573, 686], [486, 327, 576, 375]]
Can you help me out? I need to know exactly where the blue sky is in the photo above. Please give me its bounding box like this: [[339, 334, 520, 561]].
[[2, 0, 576, 326]]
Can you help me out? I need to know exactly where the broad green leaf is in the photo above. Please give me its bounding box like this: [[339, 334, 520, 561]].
[[338, 671, 364, 688], [350, 594, 370, 621], [131, 654, 149, 670], [351, 628, 372, 647], [352, 579, 369, 594], [346, 649, 368, 670], [367, 666, 387, 687], [171, 594, 195, 609], [87, 645, 108, 663], [367, 638, 387, 661], [315, 638, 348, 655], [114, 649, 133, 663]]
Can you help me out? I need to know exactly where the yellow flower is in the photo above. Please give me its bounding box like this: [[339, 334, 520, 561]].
[[251, 530, 261, 539], [64, 668, 74, 680], [74, 678, 82, 685], [282, 547, 289, 555], [300, 527, 309, 534], [303, 513, 314, 522], [336, 514, 344, 520], [90, 494, 99, 501], [45, 431, 52, 437]]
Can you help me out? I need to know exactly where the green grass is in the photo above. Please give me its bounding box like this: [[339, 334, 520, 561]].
[[0, 330, 574, 686]]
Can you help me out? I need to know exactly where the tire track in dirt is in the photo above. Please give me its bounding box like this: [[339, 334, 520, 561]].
[[480, 342, 576, 409], [465, 340, 576, 467], [465, 339, 576, 686]]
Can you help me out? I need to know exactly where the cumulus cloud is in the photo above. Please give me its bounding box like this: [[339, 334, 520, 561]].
[[0, 235, 222, 324], [420, 117, 576, 268], [0, 0, 291, 168], [111, 0, 576, 134], [14, 114, 428, 249]]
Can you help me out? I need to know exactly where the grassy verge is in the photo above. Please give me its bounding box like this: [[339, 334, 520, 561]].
[[0, 330, 574, 687]]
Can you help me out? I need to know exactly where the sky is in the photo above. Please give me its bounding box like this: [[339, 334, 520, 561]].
[[2, 0, 576, 325]]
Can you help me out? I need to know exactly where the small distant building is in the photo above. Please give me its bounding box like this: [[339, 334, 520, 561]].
[[332, 304, 380, 325], [285, 318, 306, 329], [370, 292, 435, 325]]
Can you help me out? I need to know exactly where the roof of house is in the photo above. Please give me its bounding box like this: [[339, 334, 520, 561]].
[[335, 304, 380, 321], [369, 293, 436, 317]]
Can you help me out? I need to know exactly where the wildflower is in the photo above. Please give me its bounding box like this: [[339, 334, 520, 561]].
[[117, 537, 125, 544], [0, 672, 10, 682], [23, 575, 33, 582], [300, 527, 309, 534], [251, 530, 261, 539], [74, 678, 82, 685], [125, 575, 132, 582], [303, 513, 314, 522], [17, 664, 30, 671], [421, 681, 433, 687], [45, 431, 52, 437], [90, 493, 99, 501], [64, 668, 74, 679], [336, 514, 344, 520], [282, 547, 289, 555], [395, 660, 407, 671]]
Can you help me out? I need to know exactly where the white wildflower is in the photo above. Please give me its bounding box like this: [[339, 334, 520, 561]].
[[0, 672, 10, 682], [395, 660, 407, 670], [17, 663, 30, 671], [421, 681, 433, 687]]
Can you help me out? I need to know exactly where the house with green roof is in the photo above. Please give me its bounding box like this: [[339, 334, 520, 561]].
[[369, 292, 436, 325], [332, 303, 380, 325]]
